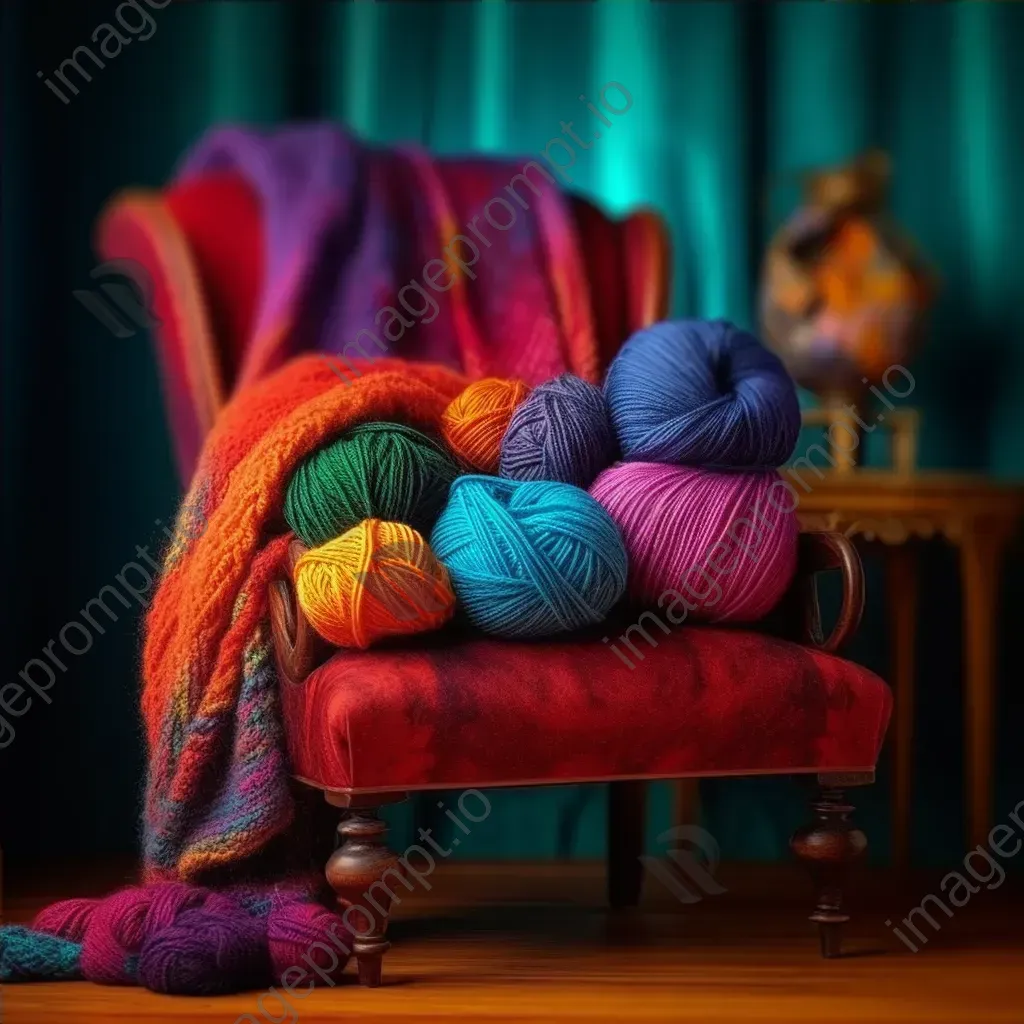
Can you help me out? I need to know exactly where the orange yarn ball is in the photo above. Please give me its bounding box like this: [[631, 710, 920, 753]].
[[440, 377, 531, 473], [294, 520, 455, 649]]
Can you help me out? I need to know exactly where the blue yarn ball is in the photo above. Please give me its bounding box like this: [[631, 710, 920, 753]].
[[604, 319, 801, 468], [431, 476, 628, 638], [500, 373, 617, 488]]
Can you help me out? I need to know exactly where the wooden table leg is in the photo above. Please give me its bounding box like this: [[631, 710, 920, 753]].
[[672, 779, 701, 830], [886, 544, 917, 869], [960, 525, 1005, 851]]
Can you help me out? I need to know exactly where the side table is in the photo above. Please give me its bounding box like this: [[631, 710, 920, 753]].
[[791, 470, 1024, 865]]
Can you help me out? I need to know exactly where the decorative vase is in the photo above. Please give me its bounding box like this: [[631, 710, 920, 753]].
[[759, 150, 935, 402]]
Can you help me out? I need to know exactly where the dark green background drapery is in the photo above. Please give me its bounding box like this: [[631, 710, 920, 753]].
[[3, 0, 1023, 871]]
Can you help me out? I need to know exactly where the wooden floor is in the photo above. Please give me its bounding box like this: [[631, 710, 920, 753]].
[[4, 862, 1023, 1022]]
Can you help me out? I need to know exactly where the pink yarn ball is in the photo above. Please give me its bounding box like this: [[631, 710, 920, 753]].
[[267, 900, 352, 986], [32, 898, 100, 941], [590, 462, 798, 622]]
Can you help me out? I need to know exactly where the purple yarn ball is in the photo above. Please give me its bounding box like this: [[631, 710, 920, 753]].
[[499, 373, 617, 488], [138, 907, 268, 995], [79, 883, 218, 985], [603, 319, 801, 468]]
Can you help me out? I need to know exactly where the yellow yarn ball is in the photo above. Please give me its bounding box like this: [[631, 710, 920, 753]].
[[440, 377, 531, 473], [294, 520, 455, 649]]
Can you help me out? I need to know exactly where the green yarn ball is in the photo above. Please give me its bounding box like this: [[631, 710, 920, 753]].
[[284, 422, 460, 547]]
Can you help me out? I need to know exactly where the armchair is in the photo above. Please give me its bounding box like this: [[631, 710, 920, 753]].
[[97, 173, 891, 987]]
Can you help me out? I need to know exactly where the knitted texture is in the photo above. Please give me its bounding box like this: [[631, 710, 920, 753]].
[[431, 475, 628, 638], [294, 519, 455, 648], [0, 928, 83, 982], [0, 880, 351, 994], [141, 354, 467, 881], [283, 422, 458, 547]]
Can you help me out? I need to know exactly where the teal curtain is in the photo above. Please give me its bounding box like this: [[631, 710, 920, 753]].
[[4, 0, 1024, 871]]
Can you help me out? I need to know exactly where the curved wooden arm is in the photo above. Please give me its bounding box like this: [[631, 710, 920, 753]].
[[268, 531, 866, 683], [776, 531, 865, 653], [268, 539, 326, 686]]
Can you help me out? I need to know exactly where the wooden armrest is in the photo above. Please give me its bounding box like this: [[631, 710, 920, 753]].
[[268, 530, 866, 685], [772, 531, 865, 653], [268, 539, 326, 686]]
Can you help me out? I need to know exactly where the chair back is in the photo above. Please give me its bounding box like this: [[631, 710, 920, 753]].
[[96, 173, 670, 482]]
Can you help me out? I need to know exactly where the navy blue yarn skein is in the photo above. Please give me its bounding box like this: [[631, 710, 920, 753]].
[[603, 319, 801, 468]]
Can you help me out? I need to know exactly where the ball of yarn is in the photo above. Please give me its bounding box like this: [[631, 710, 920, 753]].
[[590, 462, 798, 622], [294, 519, 456, 648], [138, 907, 268, 995], [79, 883, 239, 986], [268, 900, 352, 985], [431, 476, 628, 638], [33, 898, 99, 941], [603, 319, 801, 467], [441, 377, 531, 473], [284, 422, 459, 547], [2, 884, 350, 994], [500, 373, 617, 488]]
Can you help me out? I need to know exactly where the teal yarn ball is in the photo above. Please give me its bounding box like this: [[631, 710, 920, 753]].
[[283, 422, 460, 547], [431, 476, 628, 638]]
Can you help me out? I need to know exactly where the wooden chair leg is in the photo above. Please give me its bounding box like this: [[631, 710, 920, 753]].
[[607, 780, 647, 908], [325, 805, 401, 987], [790, 773, 870, 958]]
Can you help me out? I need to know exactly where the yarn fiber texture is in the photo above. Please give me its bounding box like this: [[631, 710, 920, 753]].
[[441, 377, 531, 473], [138, 907, 268, 995], [604, 319, 801, 468], [0, 882, 352, 994], [590, 462, 798, 623], [267, 900, 352, 985], [500, 373, 617, 488], [284, 422, 459, 547], [431, 475, 628, 639], [78, 883, 241, 985], [294, 519, 456, 648], [0, 929, 82, 982], [32, 898, 99, 941]]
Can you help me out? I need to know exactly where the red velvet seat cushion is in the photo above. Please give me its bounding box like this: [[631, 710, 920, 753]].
[[280, 626, 891, 794]]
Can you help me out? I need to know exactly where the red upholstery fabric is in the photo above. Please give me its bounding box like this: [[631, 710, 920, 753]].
[[280, 625, 891, 793], [164, 173, 264, 392], [569, 195, 626, 368]]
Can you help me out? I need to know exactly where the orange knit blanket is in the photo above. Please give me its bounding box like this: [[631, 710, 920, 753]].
[[142, 356, 467, 881]]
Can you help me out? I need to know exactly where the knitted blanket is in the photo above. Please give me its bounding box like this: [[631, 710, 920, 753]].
[[176, 124, 599, 390], [142, 355, 467, 882]]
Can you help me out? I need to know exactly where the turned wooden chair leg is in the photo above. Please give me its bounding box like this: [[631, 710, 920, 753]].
[[325, 803, 402, 987], [790, 773, 870, 958], [607, 779, 647, 908]]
